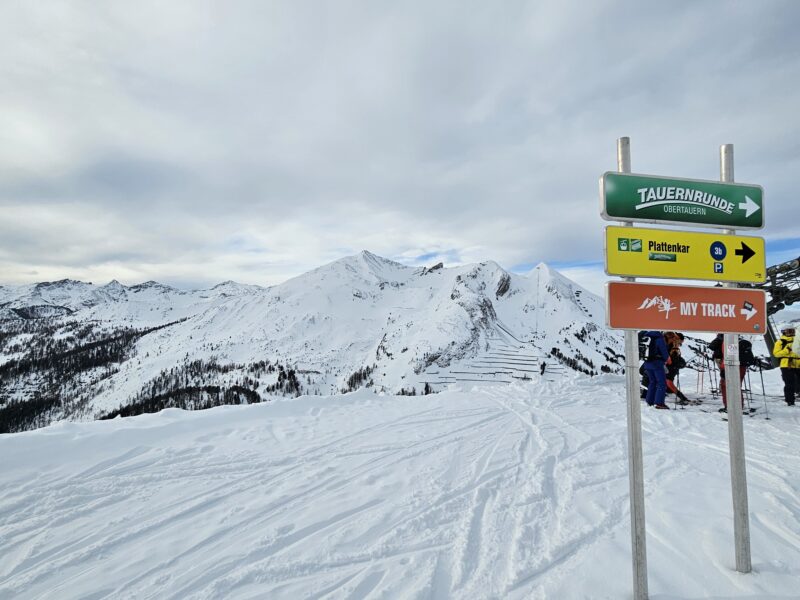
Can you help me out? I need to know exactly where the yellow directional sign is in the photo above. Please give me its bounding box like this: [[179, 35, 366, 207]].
[[605, 225, 765, 283]]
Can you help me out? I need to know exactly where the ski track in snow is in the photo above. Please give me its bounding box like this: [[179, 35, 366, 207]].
[[1, 378, 799, 599]]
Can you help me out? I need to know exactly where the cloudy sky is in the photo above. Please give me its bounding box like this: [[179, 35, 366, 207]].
[[1, 1, 799, 294]]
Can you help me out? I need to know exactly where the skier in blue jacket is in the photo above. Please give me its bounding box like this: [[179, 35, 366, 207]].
[[641, 330, 671, 410]]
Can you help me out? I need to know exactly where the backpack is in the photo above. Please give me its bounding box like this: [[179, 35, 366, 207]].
[[708, 335, 723, 360], [637, 331, 659, 361], [638, 331, 650, 361], [739, 340, 755, 366]]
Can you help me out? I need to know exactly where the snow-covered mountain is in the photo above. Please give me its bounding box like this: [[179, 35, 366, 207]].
[[0, 252, 624, 432], [0, 277, 235, 324]]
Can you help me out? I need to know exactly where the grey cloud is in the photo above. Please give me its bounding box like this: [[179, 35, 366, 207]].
[[76, 154, 188, 198], [1, 0, 799, 288]]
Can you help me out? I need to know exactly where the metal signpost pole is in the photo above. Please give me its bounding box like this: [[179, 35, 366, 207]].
[[720, 144, 752, 573], [618, 137, 649, 600]]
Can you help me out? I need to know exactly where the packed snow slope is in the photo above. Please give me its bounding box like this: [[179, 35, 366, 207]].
[[1, 376, 798, 599], [1, 252, 625, 430]]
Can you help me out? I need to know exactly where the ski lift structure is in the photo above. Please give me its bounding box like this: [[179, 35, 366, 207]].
[[745, 255, 800, 366]]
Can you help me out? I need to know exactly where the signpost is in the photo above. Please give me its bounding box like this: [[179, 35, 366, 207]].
[[605, 226, 766, 283], [613, 138, 649, 600], [604, 139, 757, 599], [601, 172, 764, 230], [606, 281, 766, 334], [719, 144, 752, 575]]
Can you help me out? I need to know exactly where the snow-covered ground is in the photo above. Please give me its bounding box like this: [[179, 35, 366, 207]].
[[1, 373, 798, 599]]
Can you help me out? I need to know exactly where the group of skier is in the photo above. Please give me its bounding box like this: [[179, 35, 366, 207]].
[[638, 330, 688, 410], [638, 326, 800, 411]]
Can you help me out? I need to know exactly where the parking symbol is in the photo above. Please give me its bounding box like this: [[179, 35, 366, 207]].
[[714, 262, 724, 274]]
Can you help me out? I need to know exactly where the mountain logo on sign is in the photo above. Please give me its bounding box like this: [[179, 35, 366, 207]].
[[636, 295, 677, 319]]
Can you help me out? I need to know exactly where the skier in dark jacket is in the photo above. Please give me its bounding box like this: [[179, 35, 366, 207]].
[[641, 330, 670, 410]]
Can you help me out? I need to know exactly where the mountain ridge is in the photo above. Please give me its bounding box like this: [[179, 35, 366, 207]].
[[0, 252, 624, 432]]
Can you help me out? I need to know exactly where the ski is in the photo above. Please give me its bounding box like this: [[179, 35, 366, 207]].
[[677, 399, 703, 406], [701, 407, 758, 418]]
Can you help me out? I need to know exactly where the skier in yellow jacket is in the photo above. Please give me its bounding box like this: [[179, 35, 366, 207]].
[[773, 327, 799, 406]]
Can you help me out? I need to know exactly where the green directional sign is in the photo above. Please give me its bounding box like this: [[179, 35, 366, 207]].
[[600, 172, 764, 230]]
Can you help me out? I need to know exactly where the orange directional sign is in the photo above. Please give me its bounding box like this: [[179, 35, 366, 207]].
[[606, 281, 766, 334]]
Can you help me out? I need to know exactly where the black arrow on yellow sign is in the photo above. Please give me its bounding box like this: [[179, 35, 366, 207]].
[[735, 242, 756, 263]]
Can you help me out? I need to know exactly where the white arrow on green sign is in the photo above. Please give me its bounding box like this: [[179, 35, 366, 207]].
[[600, 172, 764, 230]]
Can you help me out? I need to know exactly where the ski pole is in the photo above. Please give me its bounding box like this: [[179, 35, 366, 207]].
[[701, 356, 708, 396], [744, 368, 752, 412], [706, 355, 713, 397], [697, 363, 702, 395], [758, 364, 770, 420], [709, 355, 719, 399], [700, 362, 705, 395]]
